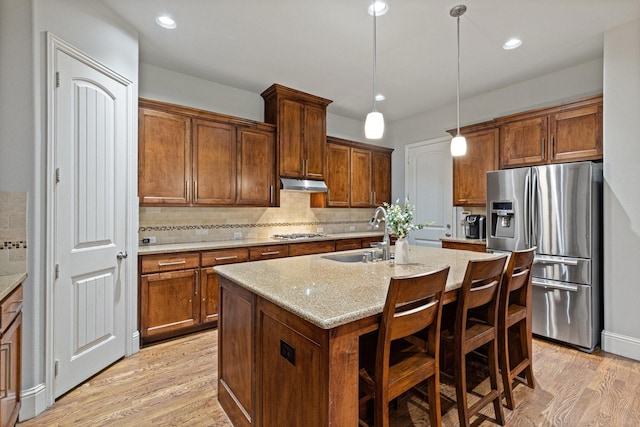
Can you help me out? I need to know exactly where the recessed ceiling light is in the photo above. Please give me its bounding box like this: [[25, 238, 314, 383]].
[[375, 94, 386, 102], [368, 1, 389, 16], [503, 38, 522, 50], [156, 15, 177, 29]]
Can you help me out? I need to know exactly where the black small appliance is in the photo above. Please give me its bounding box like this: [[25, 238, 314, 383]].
[[464, 214, 486, 239]]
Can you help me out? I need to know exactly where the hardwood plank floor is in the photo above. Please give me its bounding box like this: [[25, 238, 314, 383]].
[[19, 330, 640, 426]]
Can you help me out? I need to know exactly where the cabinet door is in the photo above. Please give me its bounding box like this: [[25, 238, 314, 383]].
[[304, 104, 326, 179], [500, 117, 547, 168], [288, 241, 335, 257], [325, 143, 350, 207], [236, 127, 276, 206], [350, 148, 373, 207], [192, 119, 236, 205], [372, 151, 391, 206], [200, 248, 249, 325], [140, 269, 200, 340], [549, 104, 603, 163], [453, 127, 499, 206], [0, 312, 21, 427], [138, 108, 191, 205], [279, 99, 305, 178]]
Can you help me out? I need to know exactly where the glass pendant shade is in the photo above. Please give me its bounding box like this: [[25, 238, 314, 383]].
[[451, 134, 467, 156], [365, 110, 385, 139]]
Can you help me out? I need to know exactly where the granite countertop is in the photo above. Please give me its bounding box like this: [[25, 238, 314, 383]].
[[138, 231, 385, 255], [0, 272, 26, 301], [215, 246, 499, 330], [440, 236, 487, 244]]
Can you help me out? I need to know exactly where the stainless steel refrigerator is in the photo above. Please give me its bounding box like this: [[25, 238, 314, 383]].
[[486, 162, 602, 352]]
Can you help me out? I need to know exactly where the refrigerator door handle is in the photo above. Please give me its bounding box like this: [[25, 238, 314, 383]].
[[534, 258, 579, 266], [531, 168, 538, 248], [524, 172, 531, 248], [532, 280, 579, 292]]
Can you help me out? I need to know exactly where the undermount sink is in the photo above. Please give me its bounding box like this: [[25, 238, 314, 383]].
[[322, 253, 365, 263]]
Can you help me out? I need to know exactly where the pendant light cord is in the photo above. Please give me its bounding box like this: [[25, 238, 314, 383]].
[[372, 4, 378, 112], [456, 14, 461, 136]]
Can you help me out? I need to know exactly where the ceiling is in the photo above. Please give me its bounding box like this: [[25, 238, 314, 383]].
[[101, 0, 640, 123]]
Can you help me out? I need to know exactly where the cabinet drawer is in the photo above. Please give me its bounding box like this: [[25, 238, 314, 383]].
[[0, 284, 23, 331], [201, 248, 249, 267], [141, 252, 200, 274], [335, 239, 362, 251], [249, 245, 289, 261], [441, 240, 487, 253], [289, 241, 335, 257]]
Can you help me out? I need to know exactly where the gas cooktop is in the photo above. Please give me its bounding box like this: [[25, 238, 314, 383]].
[[272, 233, 328, 240]]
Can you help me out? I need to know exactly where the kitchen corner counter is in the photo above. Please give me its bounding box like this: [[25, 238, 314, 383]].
[[214, 246, 498, 330], [137, 231, 385, 255], [0, 272, 26, 301]]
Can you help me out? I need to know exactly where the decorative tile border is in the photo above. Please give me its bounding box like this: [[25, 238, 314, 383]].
[[1, 241, 27, 250], [139, 220, 362, 233]]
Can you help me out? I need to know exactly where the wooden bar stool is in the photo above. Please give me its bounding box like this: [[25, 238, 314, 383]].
[[359, 267, 450, 427], [498, 248, 536, 410], [441, 255, 507, 427]]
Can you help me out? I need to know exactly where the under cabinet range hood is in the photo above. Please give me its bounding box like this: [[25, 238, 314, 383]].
[[280, 178, 328, 192]]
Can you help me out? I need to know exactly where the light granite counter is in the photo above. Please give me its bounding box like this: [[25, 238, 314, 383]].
[[138, 231, 385, 255], [215, 245, 499, 329], [0, 272, 26, 301]]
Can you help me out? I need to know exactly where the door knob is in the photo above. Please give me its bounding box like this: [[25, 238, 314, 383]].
[[117, 251, 128, 260]]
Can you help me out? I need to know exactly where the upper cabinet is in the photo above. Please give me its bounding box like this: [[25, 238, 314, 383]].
[[498, 94, 603, 168], [312, 136, 393, 208], [449, 123, 500, 206], [138, 99, 276, 207], [261, 84, 332, 180]]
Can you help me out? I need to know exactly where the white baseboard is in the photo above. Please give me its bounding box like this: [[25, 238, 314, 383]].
[[130, 330, 140, 355], [601, 330, 640, 361], [19, 383, 47, 422]]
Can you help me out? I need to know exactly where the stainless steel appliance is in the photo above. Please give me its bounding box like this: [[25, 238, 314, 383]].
[[272, 233, 328, 240], [486, 162, 602, 351], [464, 214, 486, 239]]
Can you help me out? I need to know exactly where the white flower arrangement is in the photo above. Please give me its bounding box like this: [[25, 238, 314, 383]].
[[383, 199, 430, 239]]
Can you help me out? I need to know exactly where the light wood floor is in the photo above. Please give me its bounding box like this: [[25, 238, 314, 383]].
[[19, 329, 640, 426]]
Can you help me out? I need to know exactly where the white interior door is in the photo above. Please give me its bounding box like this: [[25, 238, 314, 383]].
[[405, 137, 454, 247], [53, 46, 128, 397]]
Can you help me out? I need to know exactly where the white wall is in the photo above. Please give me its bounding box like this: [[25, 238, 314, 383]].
[[602, 19, 640, 360], [139, 62, 389, 149], [390, 59, 603, 201], [0, 0, 139, 420]]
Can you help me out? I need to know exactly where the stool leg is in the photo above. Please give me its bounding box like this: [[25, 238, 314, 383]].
[[455, 352, 470, 427], [520, 318, 535, 389], [500, 323, 516, 410], [488, 339, 506, 425], [426, 373, 442, 427]]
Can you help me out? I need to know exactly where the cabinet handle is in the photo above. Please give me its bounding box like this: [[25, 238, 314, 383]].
[[185, 181, 189, 201], [194, 180, 198, 202], [194, 270, 199, 296], [157, 260, 186, 266], [7, 302, 23, 314], [305, 159, 308, 176], [551, 135, 555, 156], [541, 137, 545, 159], [261, 251, 280, 256], [301, 158, 305, 175], [215, 255, 238, 261], [270, 185, 274, 205]]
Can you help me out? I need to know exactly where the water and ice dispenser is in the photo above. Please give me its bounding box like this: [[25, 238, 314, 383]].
[[490, 201, 515, 238]]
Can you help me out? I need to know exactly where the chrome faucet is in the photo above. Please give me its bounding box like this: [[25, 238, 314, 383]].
[[369, 206, 391, 261]]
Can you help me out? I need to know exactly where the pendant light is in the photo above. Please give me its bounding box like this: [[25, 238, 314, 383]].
[[450, 5, 467, 156], [365, 1, 384, 139]]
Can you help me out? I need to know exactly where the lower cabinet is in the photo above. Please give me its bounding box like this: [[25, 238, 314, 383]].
[[441, 240, 487, 253], [200, 248, 249, 325], [1, 284, 22, 427]]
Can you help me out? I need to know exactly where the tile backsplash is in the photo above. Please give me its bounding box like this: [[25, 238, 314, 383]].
[[139, 191, 378, 244], [0, 192, 28, 274]]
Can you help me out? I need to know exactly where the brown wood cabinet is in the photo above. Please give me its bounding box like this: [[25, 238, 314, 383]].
[[312, 136, 393, 208], [498, 95, 603, 168], [249, 245, 289, 261], [288, 241, 335, 257], [138, 99, 276, 207], [441, 239, 487, 252], [1, 283, 22, 427], [201, 248, 249, 325], [449, 123, 500, 206], [261, 84, 332, 180]]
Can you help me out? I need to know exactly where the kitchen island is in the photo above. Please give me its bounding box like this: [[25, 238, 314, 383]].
[[214, 246, 498, 427]]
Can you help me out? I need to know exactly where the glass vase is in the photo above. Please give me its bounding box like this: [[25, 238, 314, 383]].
[[394, 237, 410, 264]]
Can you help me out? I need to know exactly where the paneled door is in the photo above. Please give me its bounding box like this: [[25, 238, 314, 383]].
[[52, 39, 130, 397], [405, 137, 454, 247]]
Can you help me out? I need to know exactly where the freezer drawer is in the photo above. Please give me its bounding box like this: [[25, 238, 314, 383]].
[[532, 278, 598, 351], [532, 255, 591, 285]]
